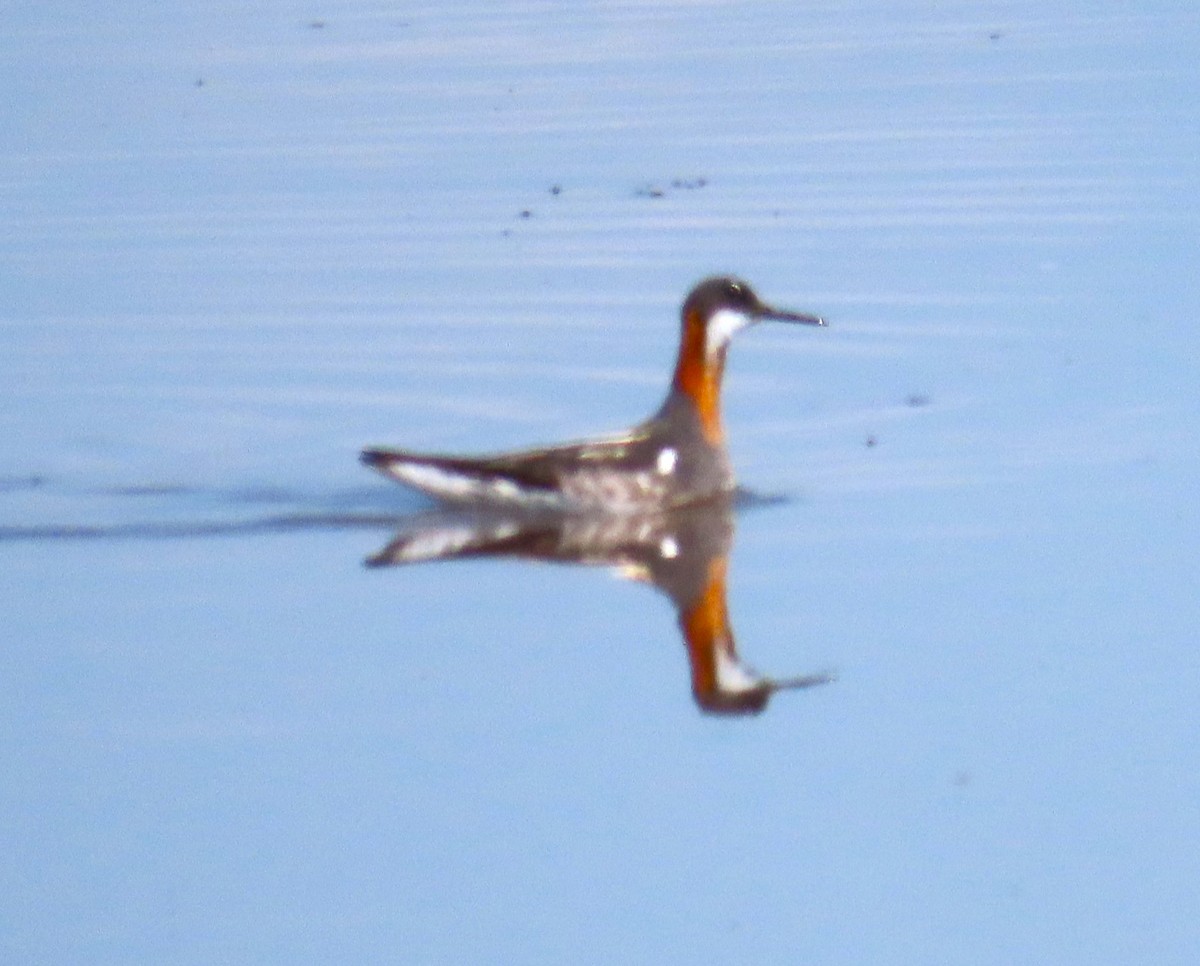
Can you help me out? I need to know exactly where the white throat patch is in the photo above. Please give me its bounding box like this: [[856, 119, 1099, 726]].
[[704, 308, 754, 357]]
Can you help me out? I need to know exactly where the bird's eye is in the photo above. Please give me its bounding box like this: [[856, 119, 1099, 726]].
[[724, 280, 754, 307]]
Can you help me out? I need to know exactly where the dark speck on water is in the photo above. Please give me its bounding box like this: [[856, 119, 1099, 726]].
[[637, 178, 707, 199], [0, 475, 47, 493]]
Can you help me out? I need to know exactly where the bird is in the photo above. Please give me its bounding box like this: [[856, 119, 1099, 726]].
[[361, 276, 825, 513]]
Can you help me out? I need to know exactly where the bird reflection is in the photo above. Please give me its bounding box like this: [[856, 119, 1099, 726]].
[[366, 497, 832, 715]]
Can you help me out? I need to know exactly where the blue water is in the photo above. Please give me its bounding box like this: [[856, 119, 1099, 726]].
[[3, 2, 1199, 963]]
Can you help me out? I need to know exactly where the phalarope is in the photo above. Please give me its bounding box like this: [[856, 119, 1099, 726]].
[[361, 277, 825, 511]]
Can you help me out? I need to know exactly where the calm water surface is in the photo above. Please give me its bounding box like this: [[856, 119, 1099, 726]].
[[3, 1, 1199, 963]]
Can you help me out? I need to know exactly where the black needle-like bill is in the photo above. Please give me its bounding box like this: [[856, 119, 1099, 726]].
[[759, 304, 826, 327]]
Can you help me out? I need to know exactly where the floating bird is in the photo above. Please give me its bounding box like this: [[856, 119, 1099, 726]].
[[361, 277, 825, 512]]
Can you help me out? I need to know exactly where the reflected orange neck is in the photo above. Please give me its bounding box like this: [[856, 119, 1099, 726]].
[[681, 557, 732, 702]]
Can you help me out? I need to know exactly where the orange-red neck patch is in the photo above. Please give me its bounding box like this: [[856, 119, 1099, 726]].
[[671, 310, 726, 445]]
